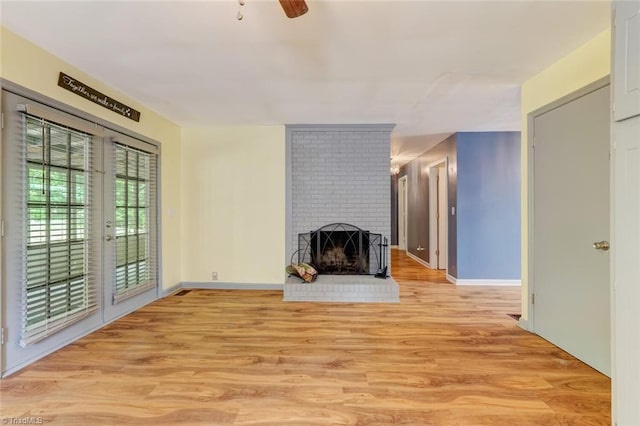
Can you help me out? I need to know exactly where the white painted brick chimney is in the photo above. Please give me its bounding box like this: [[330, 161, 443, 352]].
[[286, 124, 393, 271]]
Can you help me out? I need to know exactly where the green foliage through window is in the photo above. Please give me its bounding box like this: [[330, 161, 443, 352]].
[[24, 117, 92, 331], [113, 144, 154, 298]]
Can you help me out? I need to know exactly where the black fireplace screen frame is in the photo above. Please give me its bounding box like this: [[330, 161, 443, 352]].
[[297, 223, 385, 275]]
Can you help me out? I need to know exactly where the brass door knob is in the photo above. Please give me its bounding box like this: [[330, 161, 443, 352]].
[[593, 241, 610, 251]]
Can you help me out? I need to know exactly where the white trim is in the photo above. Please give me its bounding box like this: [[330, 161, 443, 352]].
[[181, 282, 284, 291], [390, 245, 399, 249], [427, 157, 449, 273], [429, 165, 438, 267], [446, 273, 457, 284], [527, 105, 537, 331], [398, 175, 408, 251], [456, 279, 522, 286], [406, 251, 431, 269]]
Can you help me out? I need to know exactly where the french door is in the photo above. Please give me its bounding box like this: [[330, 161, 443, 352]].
[[1, 90, 158, 376], [102, 133, 158, 322]]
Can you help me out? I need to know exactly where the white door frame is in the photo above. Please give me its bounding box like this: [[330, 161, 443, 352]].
[[437, 166, 448, 269], [398, 175, 408, 251], [428, 158, 449, 272], [527, 76, 610, 335], [611, 2, 640, 421]]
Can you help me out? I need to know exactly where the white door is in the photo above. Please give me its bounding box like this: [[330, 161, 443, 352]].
[[613, 1, 640, 121], [437, 166, 447, 270], [532, 83, 610, 375], [612, 115, 640, 424], [612, 1, 640, 421], [398, 176, 408, 250]]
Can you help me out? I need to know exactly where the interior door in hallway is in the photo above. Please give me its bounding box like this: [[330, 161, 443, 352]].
[[437, 165, 447, 269], [398, 176, 408, 250], [532, 82, 610, 375]]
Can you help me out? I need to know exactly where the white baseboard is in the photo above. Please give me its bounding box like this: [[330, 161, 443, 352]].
[[455, 279, 522, 286], [390, 245, 399, 249], [406, 251, 431, 269], [446, 273, 457, 284], [181, 282, 284, 290]]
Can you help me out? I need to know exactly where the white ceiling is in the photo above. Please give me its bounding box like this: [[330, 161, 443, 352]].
[[1, 0, 610, 163]]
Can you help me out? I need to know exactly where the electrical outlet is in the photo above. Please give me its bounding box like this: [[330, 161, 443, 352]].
[[212, 272, 218, 281]]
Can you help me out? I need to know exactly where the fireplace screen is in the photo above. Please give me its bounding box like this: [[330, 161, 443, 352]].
[[297, 223, 385, 275]]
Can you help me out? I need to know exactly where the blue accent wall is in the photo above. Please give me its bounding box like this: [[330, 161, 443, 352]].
[[456, 132, 521, 280]]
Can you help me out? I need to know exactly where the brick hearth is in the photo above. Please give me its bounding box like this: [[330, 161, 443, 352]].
[[283, 275, 399, 303]]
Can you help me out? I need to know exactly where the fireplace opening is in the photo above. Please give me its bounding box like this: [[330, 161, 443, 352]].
[[310, 230, 370, 274], [297, 223, 387, 276]]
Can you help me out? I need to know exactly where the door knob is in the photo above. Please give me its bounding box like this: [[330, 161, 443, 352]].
[[105, 235, 113, 242], [593, 240, 610, 251]]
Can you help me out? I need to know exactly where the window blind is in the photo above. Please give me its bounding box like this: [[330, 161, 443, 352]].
[[19, 114, 99, 347], [112, 143, 158, 304]]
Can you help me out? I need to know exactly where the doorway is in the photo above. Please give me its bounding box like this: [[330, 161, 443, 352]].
[[429, 160, 448, 270], [529, 79, 610, 375], [1, 90, 160, 376], [398, 175, 408, 251]]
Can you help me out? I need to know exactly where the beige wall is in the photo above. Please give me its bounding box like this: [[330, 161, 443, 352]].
[[180, 126, 286, 284], [2, 22, 613, 301], [520, 29, 611, 320], [0, 27, 183, 290], [1, 27, 287, 289]]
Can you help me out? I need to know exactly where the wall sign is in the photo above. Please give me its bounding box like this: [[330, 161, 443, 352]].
[[57, 72, 141, 122]]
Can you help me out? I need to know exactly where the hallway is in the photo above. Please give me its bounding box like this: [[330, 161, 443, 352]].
[[390, 248, 450, 284]]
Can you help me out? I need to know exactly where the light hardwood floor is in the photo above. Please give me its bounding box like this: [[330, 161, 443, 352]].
[[0, 249, 611, 425]]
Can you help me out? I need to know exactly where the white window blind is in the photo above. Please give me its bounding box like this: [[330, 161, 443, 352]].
[[112, 143, 158, 304], [20, 114, 98, 347]]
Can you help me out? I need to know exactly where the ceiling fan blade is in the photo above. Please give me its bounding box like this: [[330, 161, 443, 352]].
[[279, 0, 308, 18]]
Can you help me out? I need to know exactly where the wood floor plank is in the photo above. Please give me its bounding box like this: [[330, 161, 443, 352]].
[[0, 249, 611, 425]]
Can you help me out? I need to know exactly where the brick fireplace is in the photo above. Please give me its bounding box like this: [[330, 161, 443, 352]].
[[284, 124, 398, 302], [286, 124, 392, 261]]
